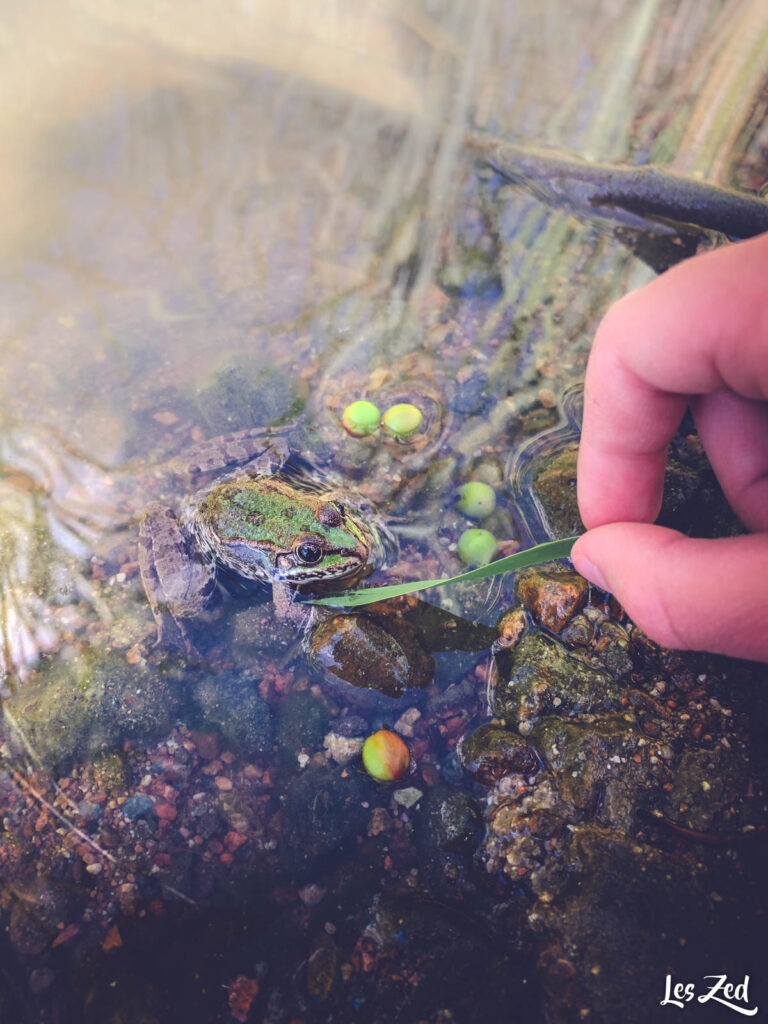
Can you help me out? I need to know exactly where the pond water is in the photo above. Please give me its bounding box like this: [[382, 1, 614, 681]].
[[1, 2, 767, 1022]]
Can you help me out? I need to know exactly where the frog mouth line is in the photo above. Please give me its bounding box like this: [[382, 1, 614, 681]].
[[279, 561, 366, 585]]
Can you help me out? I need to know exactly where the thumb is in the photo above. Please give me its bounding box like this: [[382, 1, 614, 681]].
[[571, 524, 768, 661]]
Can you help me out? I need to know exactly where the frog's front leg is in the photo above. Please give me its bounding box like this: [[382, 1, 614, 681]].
[[138, 502, 216, 649]]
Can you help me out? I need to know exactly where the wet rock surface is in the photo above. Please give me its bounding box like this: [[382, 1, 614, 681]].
[[531, 446, 582, 537], [529, 428, 743, 546], [4, 650, 184, 772], [279, 765, 372, 880], [493, 631, 622, 723], [1, 403, 765, 1024], [307, 612, 434, 711], [2, 550, 765, 1024], [516, 564, 588, 632], [480, 566, 768, 1023], [458, 722, 540, 784]]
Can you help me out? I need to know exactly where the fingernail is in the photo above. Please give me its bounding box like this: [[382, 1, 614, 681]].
[[572, 552, 608, 591]]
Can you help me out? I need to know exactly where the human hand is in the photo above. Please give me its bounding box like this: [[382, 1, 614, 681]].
[[571, 232, 768, 661]]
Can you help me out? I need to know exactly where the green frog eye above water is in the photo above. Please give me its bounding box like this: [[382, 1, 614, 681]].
[[294, 535, 325, 565]]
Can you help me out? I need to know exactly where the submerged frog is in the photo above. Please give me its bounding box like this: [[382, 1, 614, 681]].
[[137, 426, 395, 648]]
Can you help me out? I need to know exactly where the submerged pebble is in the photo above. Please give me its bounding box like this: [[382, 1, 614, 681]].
[[458, 723, 540, 785], [122, 794, 155, 820]]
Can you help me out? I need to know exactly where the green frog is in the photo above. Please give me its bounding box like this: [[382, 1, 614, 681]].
[[137, 426, 395, 648]]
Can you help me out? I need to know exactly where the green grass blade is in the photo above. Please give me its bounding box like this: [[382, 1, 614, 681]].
[[306, 536, 578, 608]]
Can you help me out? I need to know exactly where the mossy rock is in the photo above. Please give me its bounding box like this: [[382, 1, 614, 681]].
[[493, 632, 621, 723], [279, 765, 372, 880], [458, 723, 539, 785], [276, 690, 327, 755], [5, 650, 184, 773], [531, 714, 651, 831], [531, 445, 582, 538]]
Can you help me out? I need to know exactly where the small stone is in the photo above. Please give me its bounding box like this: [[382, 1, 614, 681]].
[[421, 785, 481, 853], [224, 831, 248, 852], [52, 923, 79, 948], [451, 372, 489, 414], [85, 862, 103, 875], [122, 794, 154, 820], [227, 975, 259, 1023], [497, 608, 527, 649], [190, 731, 220, 760], [152, 410, 179, 425], [117, 883, 139, 912], [28, 968, 55, 994], [323, 732, 364, 765], [367, 807, 393, 836], [101, 924, 123, 951], [78, 800, 103, 824], [393, 786, 423, 808], [537, 387, 557, 408], [335, 714, 368, 738], [394, 707, 422, 737], [515, 566, 588, 632], [214, 776, 233, 791], [298, 883, 327, 906], [559, 613, 594, 646]]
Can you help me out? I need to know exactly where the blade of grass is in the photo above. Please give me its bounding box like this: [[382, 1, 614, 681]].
[[305, 536, 578, 608]]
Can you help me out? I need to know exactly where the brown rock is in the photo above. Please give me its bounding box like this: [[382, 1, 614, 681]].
[[190, 730, 220, 761], [497, 608, 527, 649], [515, 566, 588, 632], [458, 723, 540, 785]]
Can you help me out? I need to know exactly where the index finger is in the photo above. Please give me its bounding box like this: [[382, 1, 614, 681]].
[[578, 232, 768, 529]]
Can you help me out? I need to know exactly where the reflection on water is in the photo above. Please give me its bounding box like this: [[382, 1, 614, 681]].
[[1, 1, 768, 1021]]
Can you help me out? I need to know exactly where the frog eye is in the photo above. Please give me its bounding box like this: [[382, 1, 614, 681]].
[[295, 538, 325, 565]]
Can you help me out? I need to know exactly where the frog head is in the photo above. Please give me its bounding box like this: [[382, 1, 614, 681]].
[[193, 477, 376, 588]]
